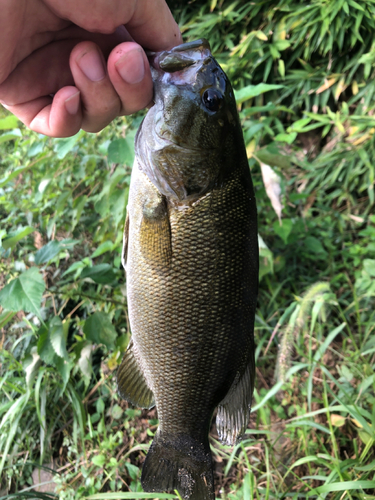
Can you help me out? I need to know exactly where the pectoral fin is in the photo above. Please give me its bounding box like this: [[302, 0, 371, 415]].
[[117, 339, 155, 409], [216, 354, 255, 446], [140, 194, 172, 270]]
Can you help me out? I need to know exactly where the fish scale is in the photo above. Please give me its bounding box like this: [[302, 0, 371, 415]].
[[117, 38, 258, 500]]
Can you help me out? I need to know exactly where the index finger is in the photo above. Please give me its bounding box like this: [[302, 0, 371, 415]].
[[45, 0, 182, 50], [126, 0, 183, 50]]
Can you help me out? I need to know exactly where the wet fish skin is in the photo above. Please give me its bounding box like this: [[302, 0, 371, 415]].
[[117, 39, 258, 500]]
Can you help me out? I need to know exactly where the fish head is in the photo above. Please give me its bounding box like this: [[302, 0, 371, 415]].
[[135, 39, 244, 204]]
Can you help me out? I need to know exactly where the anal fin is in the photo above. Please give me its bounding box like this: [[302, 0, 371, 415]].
[[117, 339, 155, 409], [216, 355, 255, 446]]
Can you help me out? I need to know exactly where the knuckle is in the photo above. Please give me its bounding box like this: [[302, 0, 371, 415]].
[[86, 18, 119, 34]]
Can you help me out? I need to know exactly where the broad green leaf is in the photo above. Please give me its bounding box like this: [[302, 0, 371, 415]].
[[53, 130, 84, 159], [55, 357, 73, 393], [35, 239, 79, 264], [358, 429, 372, 446], [2, 226, 35, 250], [304, 236, 328, 257], [96, 397, 105, 413], [92, 454, 106, 467], [111, 404, 123, 420], [0, 267, 45, 318], [49, 316, 69, 360], [125, 462, 140, 480], [274, 132, 297, 144], [363, 259, 375, 277], [210, 0, 217, 11], [83, 312, 117, 349], [330, 414, 346, 427], [81, 263, 117, 284], [273, 219, 293, 244], [71, 195, 87, 230], [0, 115, 19, 130], [256, 144, 291, 169], [91, 241, 114, 258], [62, 260, 87, 277], [108, 137, 134, 166], [27, 139, 45, 157], [0, 129, 22, 144], [288, 117, 312, 132], [37, 324, 57, 365], [278, 59, 285, 78], [234, 83, 284, 104]]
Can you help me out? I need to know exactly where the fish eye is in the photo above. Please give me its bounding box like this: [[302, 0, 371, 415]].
[[202, 88, 223, 112]]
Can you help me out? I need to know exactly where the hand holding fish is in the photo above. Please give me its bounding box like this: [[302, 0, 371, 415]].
[[0, 0, 181, 137]]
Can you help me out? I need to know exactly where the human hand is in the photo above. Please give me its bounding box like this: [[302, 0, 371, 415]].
[[0, 0, 182, 137]]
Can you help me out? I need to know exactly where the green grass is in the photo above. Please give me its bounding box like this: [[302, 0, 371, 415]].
[[1, 0, 375, 498]]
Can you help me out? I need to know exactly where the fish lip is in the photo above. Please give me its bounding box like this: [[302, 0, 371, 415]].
[[148, 39, 212, 74], [169, 38, 211, 53]]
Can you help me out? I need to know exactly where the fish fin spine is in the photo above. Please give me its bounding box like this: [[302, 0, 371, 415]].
[[142, 432, 214, 500]]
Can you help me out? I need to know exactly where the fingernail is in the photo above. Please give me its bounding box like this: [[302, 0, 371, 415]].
[[65, 91, 80, 115], [78, 49, 106, 82], [115, 48, 145, 84]]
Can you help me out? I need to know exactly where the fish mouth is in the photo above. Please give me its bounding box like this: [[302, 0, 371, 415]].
[[148, 39, 212, 74]]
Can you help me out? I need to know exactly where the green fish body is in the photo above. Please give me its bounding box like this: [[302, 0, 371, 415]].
[[117, 39, 258, 500]]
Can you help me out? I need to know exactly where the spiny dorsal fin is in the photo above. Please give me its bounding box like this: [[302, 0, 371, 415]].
[[216, 355, 255, 446], [117, 339, 155, 409]]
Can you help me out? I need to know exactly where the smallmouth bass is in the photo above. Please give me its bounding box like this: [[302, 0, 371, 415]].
[[117, 39, 258, 500]]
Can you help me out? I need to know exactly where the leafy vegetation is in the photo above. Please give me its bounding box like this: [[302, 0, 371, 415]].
[[1, 0, 375, 498]]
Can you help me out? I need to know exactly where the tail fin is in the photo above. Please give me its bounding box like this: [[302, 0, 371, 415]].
[[141, 432, 214, 500]]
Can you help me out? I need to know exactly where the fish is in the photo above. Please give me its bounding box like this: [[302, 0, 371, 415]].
[[117, 38, 258, 500]]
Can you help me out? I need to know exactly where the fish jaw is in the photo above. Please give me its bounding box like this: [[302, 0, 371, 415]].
[[150, 38, 213, 87]]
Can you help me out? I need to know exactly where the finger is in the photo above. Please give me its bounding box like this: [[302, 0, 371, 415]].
[[0, 39, 76, 106], [0, 31, 125, 106], [69, 41, 122, 132], [107, 41, 153, 115], [5, 86, 82, 137], [45, 0, 182, 50], [126, 0, 182, 50]]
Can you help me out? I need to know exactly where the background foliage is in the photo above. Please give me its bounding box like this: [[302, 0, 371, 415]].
[[1, 0, 375, 498]]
